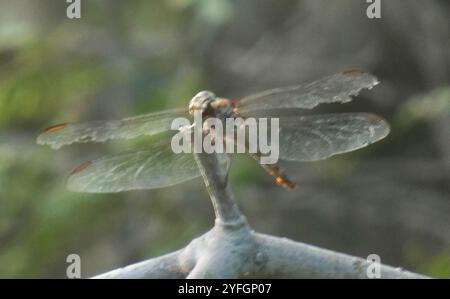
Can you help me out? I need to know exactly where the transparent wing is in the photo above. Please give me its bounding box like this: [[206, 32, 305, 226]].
[[37, 108, 187, 149], [275, 113, 390, 161], [238, 70, 379, 113], [66, 138, 229, 193]]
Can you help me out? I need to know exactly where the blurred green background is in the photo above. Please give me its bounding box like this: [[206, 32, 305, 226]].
[[0, 0, 449, 278]]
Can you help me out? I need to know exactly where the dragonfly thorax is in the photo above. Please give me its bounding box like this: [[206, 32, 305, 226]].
[[188, 90, 234, 119]]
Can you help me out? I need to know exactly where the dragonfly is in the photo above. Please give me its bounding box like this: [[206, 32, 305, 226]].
[[37, 70, 390, 193]]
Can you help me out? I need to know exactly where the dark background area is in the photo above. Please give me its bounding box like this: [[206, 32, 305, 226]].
[[0, 0, 449, 278]]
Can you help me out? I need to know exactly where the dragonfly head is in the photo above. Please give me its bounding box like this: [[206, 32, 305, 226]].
[[188, 90, 216, 115]]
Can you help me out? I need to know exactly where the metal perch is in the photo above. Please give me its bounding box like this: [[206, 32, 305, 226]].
[[93, 151, 428, 279]]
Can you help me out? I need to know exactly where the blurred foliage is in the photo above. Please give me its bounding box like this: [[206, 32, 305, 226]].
[[423, 251, 450, 279], [0, 0, 449, 278], [396, 87, 450, 129]]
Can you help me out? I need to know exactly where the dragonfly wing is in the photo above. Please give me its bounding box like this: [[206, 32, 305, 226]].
[[66, 138, 230, 193], [276, 113, 390, 162], [37, 108, 187, 149], [238, 70, 379, 113], [67, 140, 198, 193]]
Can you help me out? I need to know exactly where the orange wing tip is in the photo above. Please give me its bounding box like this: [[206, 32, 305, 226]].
[[275, 177, 297, 190], [362, 113, 389, 127], [362, 113, 382, 121], [44, 123, 67, 133], [342, 69, 380, 87], [70, 161, 93, 175]]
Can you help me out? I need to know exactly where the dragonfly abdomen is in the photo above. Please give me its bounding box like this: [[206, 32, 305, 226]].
[[249, 153, 296, 190]]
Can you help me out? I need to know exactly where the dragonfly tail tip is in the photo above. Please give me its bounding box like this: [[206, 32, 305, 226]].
[[276, 177, 297, 190]]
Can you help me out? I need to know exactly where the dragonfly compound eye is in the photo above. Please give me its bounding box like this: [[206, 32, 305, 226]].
[[188, 90, 216, 114]]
